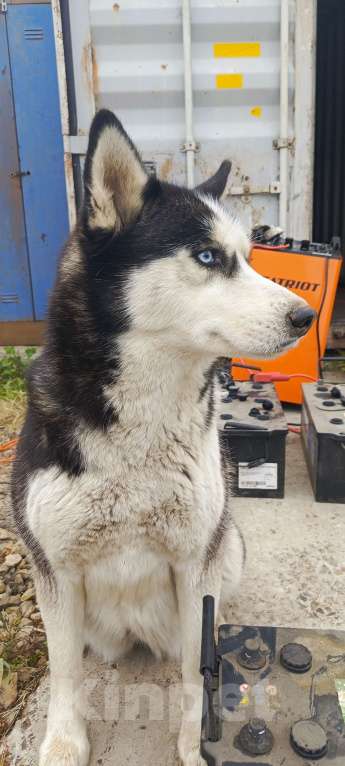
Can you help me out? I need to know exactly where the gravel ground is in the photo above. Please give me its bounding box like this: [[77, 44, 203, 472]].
[[0, 396, 26, 531], [0, 399, 48, 748]]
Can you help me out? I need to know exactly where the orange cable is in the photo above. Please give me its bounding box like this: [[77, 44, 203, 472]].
[[0, 438, 19, 453], [288, 425, 301, 434]]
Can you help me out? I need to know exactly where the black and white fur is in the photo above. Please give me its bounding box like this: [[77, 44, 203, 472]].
[[11, 110, 312, 766]]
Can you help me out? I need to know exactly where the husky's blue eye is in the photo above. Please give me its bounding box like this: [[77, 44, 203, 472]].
[[197, 250, 215, 265]]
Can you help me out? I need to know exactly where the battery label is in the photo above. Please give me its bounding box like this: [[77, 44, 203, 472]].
[[238, 462, 278, 490]]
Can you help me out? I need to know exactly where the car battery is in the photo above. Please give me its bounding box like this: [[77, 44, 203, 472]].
[[233, 237, 342, 405], [301, 381, 345, 502], [218, 380, 288, 499], [200, 595, 345, 766]]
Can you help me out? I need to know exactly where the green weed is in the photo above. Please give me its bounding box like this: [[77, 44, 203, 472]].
[[0, 347, 36, 400]]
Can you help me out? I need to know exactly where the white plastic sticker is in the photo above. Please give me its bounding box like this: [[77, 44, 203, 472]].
[[238, 462, 278, 490]]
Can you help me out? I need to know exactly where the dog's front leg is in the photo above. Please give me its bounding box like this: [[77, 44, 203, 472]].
[[175, 563, 221, 766], [36, 571, 90, 766]]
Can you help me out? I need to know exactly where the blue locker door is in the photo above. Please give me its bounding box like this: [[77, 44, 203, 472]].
[[0, 13, 33, 321], [7, 4, 69, 320]]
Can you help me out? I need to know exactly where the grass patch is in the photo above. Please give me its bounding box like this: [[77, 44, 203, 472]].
[[0, 347, 36, 401], [0, 610, 48, 738], [0, 395, 27, 440], [0, 748, 11, 766], [323, 359, 345, 373], [0, 612, 22, 663], [0, 347, 33, 441]]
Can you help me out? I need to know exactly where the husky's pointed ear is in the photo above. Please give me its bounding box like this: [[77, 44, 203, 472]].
[[83, 109, 148, 231], [195, 160, 232, 199]]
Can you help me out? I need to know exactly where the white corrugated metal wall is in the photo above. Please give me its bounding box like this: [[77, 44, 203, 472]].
[[54, 0, 316, 237]]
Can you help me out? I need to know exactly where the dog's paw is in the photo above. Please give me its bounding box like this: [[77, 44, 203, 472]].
[[178, 727, 207, 766], [178, 747, 207, 766], [39, 724, 90, 766]]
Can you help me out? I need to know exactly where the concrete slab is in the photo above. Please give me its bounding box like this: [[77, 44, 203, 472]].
[[4, 434, 345, 765]]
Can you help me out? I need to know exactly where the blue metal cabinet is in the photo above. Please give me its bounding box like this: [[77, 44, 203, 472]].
[[0, 12, 33, 321], [0, 4, 69, 323], [7, 4, 69, 320]]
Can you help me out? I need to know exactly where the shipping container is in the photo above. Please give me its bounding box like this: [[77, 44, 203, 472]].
[[55, 0, 317, 239]]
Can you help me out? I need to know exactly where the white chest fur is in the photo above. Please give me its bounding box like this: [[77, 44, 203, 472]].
[[26, 348, 225, 572]]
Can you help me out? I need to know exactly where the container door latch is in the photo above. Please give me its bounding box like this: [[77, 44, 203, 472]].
[[9, 170, 31, 179]]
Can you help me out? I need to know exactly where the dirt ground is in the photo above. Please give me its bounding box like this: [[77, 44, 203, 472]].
[[0, 398, 47, 757]]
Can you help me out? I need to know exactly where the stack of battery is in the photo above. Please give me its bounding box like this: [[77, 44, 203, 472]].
[[301, 381, 345, 502], [218, 369, 288, 498]]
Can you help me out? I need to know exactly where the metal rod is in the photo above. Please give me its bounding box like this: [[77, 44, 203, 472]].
[[51, 0, 76, 228], [279, 0, 289, 231], [200, 595, 216, 674], [182, 0, 195, 187]]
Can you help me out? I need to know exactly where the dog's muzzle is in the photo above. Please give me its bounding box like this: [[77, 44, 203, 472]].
[[288, 306, 317, 337]]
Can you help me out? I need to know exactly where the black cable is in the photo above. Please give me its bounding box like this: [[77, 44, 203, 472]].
[[232, 362, 262, 371], [316, 255, 330, 379]]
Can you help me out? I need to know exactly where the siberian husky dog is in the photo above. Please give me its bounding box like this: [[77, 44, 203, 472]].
[[11, 110, 315, 766]]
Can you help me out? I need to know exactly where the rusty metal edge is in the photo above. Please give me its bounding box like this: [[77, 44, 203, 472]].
[[0, 322, 45, 346]]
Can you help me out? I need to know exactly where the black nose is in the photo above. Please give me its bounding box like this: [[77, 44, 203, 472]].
[[289, 306, 316, 331]]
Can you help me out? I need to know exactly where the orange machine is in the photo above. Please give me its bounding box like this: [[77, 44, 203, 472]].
[[234, 238, 342, 404]]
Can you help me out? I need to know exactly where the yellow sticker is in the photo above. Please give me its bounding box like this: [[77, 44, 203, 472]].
[[251, 106, 262, 118], [216, 73, 244, 90], [214, 42, 261, 58]]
